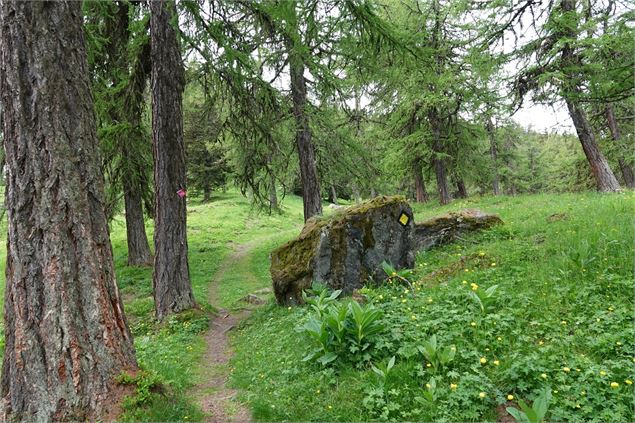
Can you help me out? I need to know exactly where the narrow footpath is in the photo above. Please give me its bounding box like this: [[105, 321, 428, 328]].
[[190, 241, 258, 423]]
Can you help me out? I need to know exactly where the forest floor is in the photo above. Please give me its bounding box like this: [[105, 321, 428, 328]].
[[191, 239, 257, 423], [0, 190, 632, 422]]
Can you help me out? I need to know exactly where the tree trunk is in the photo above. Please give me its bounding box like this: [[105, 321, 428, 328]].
[[269, 171, 278, 209], [329, 184, 338, 204], [151, 0, 196, 321], [123, 178, 152, 266], [203, 184, 212, 202], [0, 2, 138, 420], [430, 112, 450, 205], [606, 105, 635, 188], [103, 1, 153, 267], [564, 98, 621, 192], [456, 178, 468, 198], [560, 0, 620, 193], [486, 118, 501, 195], [285, 2, 322, 222], [414, 163, 429, 203]]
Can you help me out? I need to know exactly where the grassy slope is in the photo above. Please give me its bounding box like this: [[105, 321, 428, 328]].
[[229, 191, 634, 422], [0, 191, 631, 421]]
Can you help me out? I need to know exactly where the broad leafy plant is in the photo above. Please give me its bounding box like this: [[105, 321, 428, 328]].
[[468, 284, 499, 314], [419, 335, 456, 374], [506, 388, 552, 423], [302, 282, 342, 318], [298, 284, 385, 366]]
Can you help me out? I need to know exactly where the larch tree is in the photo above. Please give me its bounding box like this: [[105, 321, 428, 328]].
[[0, 1, 137, 420], [492, 0, 623, 192], [151, 0, 197, 320], [85, 0, 154, 266]]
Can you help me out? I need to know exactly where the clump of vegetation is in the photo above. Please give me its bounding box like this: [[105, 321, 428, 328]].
[[298, 283, 385, 367]]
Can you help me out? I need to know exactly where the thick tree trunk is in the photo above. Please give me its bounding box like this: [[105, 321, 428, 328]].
[[151, 0, 196, 321], [486, 118, 501, 195], [123, 178, 152, 266], [565, 99, 621, 192], [606, 105, 635, 188], [285, 3, 322, 222], [0, 2, 138, 420], [414, 163, 429, 203]]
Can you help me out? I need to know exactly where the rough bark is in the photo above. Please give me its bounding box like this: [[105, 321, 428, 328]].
[[606, 105, 635, 188], [0, 2, 138, 420], [151, 0, 196, 321], [486, 118, 501, 195], [285, 1, 322, 222], [560, 0, 620, 192], [414, 162, 429, 203]]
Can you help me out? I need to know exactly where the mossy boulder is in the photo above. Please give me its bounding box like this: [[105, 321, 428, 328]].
[[412, 209, 503, 251], [271, 196, 415, 305]]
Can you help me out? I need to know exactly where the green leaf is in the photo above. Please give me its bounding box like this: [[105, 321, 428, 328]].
[[506, 407, 529, 423], [387, 356, 396, 371]]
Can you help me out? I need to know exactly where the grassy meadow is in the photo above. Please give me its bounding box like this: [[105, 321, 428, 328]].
[[0, 189, 632, 421]]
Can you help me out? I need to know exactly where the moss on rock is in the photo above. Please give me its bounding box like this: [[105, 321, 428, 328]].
[[271, 196, 415, 305]]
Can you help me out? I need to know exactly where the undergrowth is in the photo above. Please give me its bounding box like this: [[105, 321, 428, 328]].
[[230, 191, 634, 422]]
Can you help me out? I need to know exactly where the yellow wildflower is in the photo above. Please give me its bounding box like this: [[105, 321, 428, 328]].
[[471, 283, 479, 291], [541, 373, 547, 379], [493, 360, 500, 366], [563, 367, 570, 373], [625, 380, 633, 385], [450, 383, 458, 390], [507, 394, 514, 400], [610, 382, 619, 388], [471, 322, 477, 327], [479, 392, 486, 398], [480, 357, 487, 364], [600, 370, 607, 376]]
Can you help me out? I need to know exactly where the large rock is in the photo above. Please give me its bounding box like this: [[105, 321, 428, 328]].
[[271, 196, 415, 305], [412, 209, 503, 251]]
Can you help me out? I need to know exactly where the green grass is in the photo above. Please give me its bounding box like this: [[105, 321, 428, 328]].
[[0, 189, 305, 421], [0, 189, 632, 421], [229, 191, 635, 422]]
